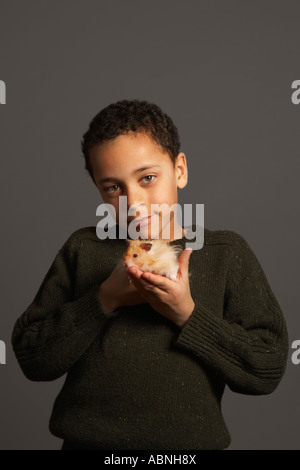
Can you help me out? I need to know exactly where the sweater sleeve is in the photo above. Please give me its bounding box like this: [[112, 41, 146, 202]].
[[11, 234, 114, 382], [175, 232, 289, 395]]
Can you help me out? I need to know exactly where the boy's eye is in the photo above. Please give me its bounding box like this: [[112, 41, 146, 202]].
[[142, 175, 155, 183], [105, 175, 155, 192], [105, 184, 120, 192]]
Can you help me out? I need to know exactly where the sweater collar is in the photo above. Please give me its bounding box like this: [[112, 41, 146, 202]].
[[169, 224, 202, 248]]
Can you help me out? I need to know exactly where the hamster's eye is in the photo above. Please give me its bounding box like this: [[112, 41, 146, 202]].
[[133, 253, 138, 258]]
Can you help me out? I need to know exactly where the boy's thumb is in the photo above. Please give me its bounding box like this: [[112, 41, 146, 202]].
[[178, 247, 193, 273]]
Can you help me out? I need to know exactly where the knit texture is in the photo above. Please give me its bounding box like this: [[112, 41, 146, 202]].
[[11, 225, 288, 450]]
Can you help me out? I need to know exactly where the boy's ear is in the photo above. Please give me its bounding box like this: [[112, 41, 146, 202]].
[[175, 153, 188, 189]]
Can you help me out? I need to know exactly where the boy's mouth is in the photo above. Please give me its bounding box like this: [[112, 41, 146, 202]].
[[134, 215, 153, 227]]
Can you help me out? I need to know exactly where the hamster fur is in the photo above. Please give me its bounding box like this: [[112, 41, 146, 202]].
[[123, 239, 183, 281]]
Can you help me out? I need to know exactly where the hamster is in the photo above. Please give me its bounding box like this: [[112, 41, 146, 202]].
[[123, 239, 183, 281]]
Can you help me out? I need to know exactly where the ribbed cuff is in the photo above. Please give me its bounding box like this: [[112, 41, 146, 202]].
[[175, 301, 253, 367]]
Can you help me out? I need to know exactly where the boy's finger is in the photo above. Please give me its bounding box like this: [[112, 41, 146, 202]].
[[140, 271, 169, 290], [128, 267, 169, 292]]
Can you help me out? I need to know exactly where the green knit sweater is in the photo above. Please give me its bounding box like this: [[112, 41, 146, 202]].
[[11, 225, 288, 450]]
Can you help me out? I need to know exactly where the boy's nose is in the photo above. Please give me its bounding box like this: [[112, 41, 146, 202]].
[[127, 201, 148, 220]]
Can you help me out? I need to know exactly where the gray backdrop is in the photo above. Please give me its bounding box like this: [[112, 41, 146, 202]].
[[0, 0, 299, 450]]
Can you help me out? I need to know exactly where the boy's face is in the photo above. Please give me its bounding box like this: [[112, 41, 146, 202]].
[[89, 132, 188, 240]]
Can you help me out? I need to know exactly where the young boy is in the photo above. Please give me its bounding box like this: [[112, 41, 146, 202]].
[[11, 99, 288, 450]]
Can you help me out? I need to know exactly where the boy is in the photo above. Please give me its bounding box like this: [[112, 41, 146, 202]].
[[11, 99, 288, 450]]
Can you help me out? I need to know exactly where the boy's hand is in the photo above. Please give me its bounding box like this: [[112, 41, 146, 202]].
[[98, 262, 147, 314], [127, 248, 195, 328]]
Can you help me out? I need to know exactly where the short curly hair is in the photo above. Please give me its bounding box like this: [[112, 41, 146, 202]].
[[81, 99, 181, 183]]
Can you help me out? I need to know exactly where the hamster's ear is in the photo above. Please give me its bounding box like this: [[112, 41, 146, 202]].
[[140, 243, 152, 252]]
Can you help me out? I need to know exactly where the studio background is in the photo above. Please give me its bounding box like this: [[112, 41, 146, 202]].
[[0, 0, 299, 449]]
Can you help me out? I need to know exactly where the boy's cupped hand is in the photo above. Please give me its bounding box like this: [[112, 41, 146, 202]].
[[98, 262, 148, 314], [127, 248, 195, 328]]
